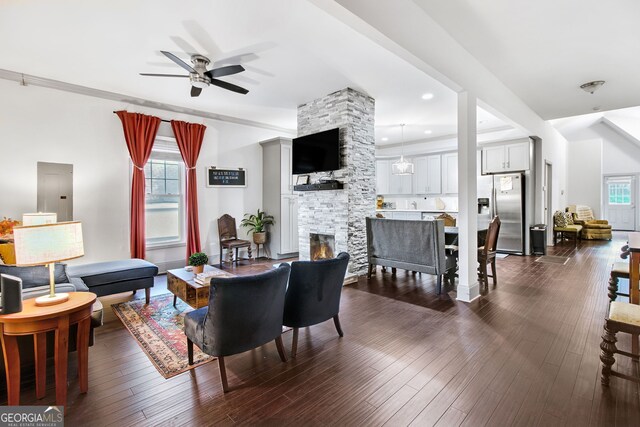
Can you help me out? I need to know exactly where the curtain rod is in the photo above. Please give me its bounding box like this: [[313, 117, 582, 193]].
[[113, 111, 170, 123]]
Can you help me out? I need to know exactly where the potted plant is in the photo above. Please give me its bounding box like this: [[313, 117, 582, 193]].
[[188, 252, 208, 274], [241, 209, 275, 244]]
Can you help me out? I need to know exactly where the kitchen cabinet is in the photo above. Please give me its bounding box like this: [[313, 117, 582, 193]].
[[415, 155, 441, 194], [280, 195, 299, 254], [482, 141, 530, 174], [376, 160, 390, 195], [260, 137, 299, 258], [388, 171, 413, 194], [376, 158, 413, 194], [442, 153, 458, 194]]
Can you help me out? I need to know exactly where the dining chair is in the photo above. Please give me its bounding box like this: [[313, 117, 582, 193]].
[[478, 216, 501, 287], [184, 264, 291, 392], [217, 214, 252, 266], [283, 252, 350, 357]]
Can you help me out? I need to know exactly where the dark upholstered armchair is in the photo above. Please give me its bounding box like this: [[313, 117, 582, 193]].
[[283, 252, 350, 357], [184, 264, 291, 392]]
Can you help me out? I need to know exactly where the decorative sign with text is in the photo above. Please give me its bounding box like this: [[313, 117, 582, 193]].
[[206, 167, 247, 188]]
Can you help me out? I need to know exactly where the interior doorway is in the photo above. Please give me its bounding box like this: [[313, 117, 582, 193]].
[[603, 175, 636, 230], [37, 162, 73, 221], [544, 161, 553, 243]]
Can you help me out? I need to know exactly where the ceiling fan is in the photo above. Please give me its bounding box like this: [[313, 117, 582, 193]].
[[140, 51, 249, 97]]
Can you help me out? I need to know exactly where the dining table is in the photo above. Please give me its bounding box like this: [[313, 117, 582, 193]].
[[444, 226, 488, 248]]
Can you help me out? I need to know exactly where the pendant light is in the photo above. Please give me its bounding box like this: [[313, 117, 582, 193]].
[[391, 124, 414, 175]]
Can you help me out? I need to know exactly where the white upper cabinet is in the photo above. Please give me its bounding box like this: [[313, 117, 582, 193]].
[[505, 142, 530, 171], [376, 160, 390, 195], [442, 153, 458, 194], [482, 141, 530, 174], [389, 169, 413, 194], [415, 155, 441, 194]]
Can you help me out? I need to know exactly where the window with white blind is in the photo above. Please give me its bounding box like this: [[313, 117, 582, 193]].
[[143, 136, 185, 246]]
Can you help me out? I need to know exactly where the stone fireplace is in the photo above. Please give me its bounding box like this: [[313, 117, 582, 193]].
[[310, 233, 335, 261], [296, 88, 376, 276]]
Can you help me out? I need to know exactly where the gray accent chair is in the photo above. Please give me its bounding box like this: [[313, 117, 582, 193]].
[[184, 264, 291, 392], [283, 252, 350, 357], [366, 218, 456, 294]]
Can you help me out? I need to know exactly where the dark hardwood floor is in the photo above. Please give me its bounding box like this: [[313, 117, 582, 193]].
[[3, 235, 640, 426]]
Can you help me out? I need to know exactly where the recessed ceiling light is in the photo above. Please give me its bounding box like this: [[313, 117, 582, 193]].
[[381, 137, 389, 141], [424, 130, 432, 135], [421, 93, 434, 100]]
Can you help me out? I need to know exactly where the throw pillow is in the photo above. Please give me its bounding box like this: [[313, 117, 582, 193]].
[[553, 211, 567, 228], [565, 212, 574, 225], [0, 263, 70, 289]]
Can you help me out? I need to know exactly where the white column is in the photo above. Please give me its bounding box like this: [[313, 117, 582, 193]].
[[456, 91, 480, 303]]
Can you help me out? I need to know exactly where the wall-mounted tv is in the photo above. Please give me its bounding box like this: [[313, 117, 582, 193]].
[[292, 128, 341, 175]]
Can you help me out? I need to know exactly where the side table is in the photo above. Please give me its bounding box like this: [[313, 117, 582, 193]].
[[0, 292, 97, 407]]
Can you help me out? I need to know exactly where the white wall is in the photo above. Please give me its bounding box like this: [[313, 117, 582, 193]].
[[0, 80, 284, 267], [567, 138, 602, 216]]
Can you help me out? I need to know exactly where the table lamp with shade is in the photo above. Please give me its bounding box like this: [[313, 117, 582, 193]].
[[12, 221, 84, 306], [22, 212, 57, 226]]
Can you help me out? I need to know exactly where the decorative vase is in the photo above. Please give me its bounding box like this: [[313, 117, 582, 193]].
[[192, 265, 204, 274], [253, 232, 266, 244]]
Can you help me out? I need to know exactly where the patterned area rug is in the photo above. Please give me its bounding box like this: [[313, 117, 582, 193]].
[[112, 294, 215, 378]]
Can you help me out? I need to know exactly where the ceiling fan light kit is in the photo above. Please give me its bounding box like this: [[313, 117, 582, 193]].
[[140, 50, 249, 97]]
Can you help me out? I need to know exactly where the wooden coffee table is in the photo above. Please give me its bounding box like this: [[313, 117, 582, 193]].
[[167, 265, 234, 309]]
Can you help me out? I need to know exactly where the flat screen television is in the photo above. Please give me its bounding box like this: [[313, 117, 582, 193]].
[[292, 128, 340, 174]]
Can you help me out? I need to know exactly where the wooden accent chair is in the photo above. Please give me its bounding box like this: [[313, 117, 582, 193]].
[[608, 244, 632, 302], [600, 301, 640, 386], [217, 214, 252, 266], [184, 264, 291, 392], [478, 216, 501, 288], [552, 210, 582, 247], [283, 253, 350, 358], [436, 212, 456, 227]]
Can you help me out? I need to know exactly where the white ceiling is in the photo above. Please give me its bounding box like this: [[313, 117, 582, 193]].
[[414, 0, 640, 120], [0, 0, 509, 145]]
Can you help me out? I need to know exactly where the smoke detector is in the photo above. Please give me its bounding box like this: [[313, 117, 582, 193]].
[[580, 80, 605, 94]]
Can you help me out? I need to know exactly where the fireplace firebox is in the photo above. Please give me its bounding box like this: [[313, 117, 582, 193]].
[[310, 233, 335, 261]]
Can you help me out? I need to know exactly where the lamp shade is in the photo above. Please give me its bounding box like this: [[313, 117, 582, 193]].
[[22, 212, 57, 226], [13, 221, 84, 266]]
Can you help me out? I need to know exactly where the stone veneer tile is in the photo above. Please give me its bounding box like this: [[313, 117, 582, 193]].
[[296, 88, 375, 275]]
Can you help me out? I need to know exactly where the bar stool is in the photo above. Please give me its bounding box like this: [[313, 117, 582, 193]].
[[600, 301, 640, 386], [608, 262, 630, 302]]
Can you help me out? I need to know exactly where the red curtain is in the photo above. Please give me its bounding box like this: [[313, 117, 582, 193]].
[[116, 111, 161, 259], [171, 120, 206, 261]]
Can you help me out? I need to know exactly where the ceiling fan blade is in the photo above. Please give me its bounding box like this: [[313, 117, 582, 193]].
[[210, 78, 249, 94], [191, 86, 202, 97], [204, 65, 245, 79], [161, 51, 196, 73], [139, 73, 189, 78]]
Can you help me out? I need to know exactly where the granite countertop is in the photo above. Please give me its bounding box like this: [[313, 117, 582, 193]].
[[376, 209, 458, 213]]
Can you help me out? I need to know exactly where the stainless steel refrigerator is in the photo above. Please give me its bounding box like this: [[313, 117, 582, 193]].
[[477, 173, 525, 254]]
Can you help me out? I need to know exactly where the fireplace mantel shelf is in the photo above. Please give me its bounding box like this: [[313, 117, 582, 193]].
[[294, 182, 344, 191]]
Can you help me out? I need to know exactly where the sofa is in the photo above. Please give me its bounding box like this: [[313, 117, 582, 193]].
[[567, 205, 612, 240], [365, 217, 456, 294], [67, 259, 158, 304]]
